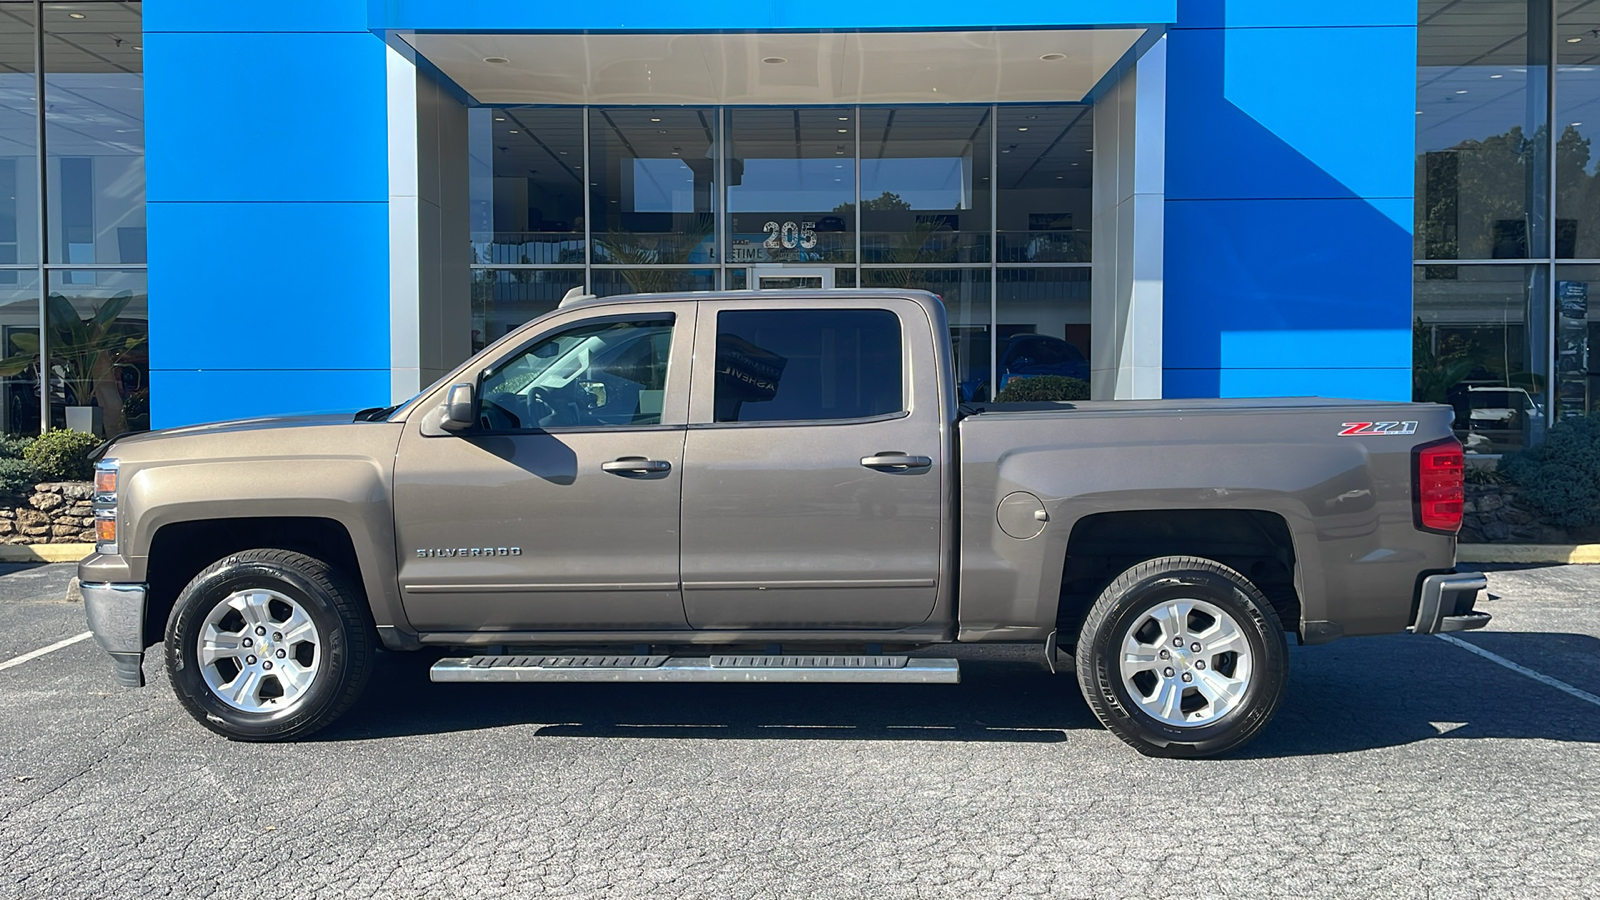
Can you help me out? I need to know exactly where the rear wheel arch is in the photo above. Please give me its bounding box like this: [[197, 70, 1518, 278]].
[[1054, 509, 1304, 646]]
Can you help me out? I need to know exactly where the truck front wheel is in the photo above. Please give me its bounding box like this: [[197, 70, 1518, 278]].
[[165, 549, 374, 741], [1075, 556, 1288, 758]]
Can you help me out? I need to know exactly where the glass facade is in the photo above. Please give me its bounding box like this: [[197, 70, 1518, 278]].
[[1416, 0, 1600, 450], [0, 0, 146, 437], [470, 104, 1092, 399]]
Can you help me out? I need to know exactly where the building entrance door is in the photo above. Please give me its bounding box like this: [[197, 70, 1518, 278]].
[[749, 265, 834, 291]]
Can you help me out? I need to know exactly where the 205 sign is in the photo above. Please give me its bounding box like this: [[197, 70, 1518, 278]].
[[763, 220, 819, 250]]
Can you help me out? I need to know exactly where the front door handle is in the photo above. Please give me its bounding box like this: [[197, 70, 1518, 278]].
[[602, 457, 672, 475], [860, 453, 933, 471]]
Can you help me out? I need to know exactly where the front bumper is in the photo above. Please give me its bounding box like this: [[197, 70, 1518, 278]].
[[81, 581, 147, 687], [1411, 572, 1491, 635]]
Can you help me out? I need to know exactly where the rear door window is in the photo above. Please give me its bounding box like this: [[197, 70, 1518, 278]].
[[712, 309, 903, 423]]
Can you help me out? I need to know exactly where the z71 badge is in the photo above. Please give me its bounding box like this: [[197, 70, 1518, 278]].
[[1337, 421, 1418, 436]]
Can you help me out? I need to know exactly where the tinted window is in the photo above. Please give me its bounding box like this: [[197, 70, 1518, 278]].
[[713, 309, 902, 423], [480, 318, 673, 429]]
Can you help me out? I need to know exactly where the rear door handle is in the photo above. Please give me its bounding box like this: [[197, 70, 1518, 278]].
[[860, 453, 933, 470], [601, 457, 672, 475]]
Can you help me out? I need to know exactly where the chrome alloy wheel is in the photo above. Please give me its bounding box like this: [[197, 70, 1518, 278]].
[[196, 589, 321, 713], [1119, 598, 1253, 727]]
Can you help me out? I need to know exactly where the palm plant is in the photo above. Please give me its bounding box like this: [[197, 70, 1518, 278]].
[[0, 292, 146, 436]]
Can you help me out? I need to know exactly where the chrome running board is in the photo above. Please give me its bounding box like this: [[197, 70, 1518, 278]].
[[430, 654, 960, 684]]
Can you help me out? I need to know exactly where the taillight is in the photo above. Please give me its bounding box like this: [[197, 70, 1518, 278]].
[[1413, 438, 1464, 534]]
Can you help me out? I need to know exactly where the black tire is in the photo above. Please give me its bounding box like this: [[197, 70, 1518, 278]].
[[165, 549, 374, 741], [1075, 555, 1288, 758]]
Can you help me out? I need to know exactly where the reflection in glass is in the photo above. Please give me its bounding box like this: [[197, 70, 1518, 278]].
[[859, 107, 991, 264], [993, 268, 1092, 396], [725, 108, 855, 265], [0, 3, 38, 272], [712, 309, 901, 423], [1557, 3, 1600, 258], [997, 106, 1091, 262], [1413, 264, 1545, 454], [862, 267, 990, 400], [1415, 1, 1547, 260], [591, 268, 715, 297], [0, 270, 40, 435], [590, 108, 716, 265], [481, 318, 673, 429], [470, 268, 584, 353], [469, 107, 585, 265], [40, 269, 147, 436], [1554, 265, 1600, 420], [44, 3, 145, 267]]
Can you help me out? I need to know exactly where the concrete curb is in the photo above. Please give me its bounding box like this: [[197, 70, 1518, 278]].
[[0, 544, 94, 563], [1458, 544, 1600, 565]]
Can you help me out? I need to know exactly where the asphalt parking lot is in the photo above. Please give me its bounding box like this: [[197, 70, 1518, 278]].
[[1, 563, 1598, 899]]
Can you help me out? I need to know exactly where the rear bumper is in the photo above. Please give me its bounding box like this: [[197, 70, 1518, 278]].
[[81, 581, 147, 687], [1411, 572, 1491, 635]]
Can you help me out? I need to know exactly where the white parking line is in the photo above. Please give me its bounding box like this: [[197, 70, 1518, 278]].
[[0, 631, 93, 673], [1436, 633, 1600, 709]]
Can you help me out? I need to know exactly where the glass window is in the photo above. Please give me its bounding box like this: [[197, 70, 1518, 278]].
[[1414, 264, 1546, 454], [725, 108, 855, 265], [469, 108, 585, 266], [860, 107, 991, 264], [480, 317, 674, 430], [712, 309, 902, 423], [862, 266, 990, 401], [0, 2, 37, 270], [997, 106, 1092, 263], [590, 108, 716, 265], [1554, 264, 1600, 419], [1416, 1, 1548, 261], [592, 268, 715, 297], [44, 2, 144, 266], [1558, 2, 1600, 258], [0, 269, 40, 436], [45, 268, 147, 436], [470, 268, 585, 353], [995, 267, 1092, 397]]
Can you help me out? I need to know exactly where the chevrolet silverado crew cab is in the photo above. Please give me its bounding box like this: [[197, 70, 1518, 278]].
[[79, 290, 1489, 757]]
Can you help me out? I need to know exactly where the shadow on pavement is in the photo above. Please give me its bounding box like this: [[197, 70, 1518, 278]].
[[321, 632, 1600, 755]]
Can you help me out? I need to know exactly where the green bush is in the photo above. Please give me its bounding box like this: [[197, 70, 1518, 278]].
[[0, 435, 37, 496], [24, 428, 100, 482], [1500, 414, 1600, 527], [994, 375, 1091, 403]]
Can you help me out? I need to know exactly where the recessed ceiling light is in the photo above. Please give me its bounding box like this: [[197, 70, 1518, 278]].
[[1456, 89, 1468, 94], [494, 116, 506, 121], [1568, 37, 1583, 43], [838, 116, 849, 121], [763, 56, 787, 64], [559, 150, 567, 154], [132, 45, 141, 51], [1072, 162, 1079, 166], [1490, 73, 1504, 78], [1002, 149, 1011, 153], [1574, 122, 1585, 127], [1416, 110, 1424, 115], [68, 12, 85, 18], [1018, 127, 1029, 132], [671, 151, 680, 155], [508, 130, 518, 134], [1056, 175, 1063, 179], [484, 56, 510, 64], [658, 129, 668, 134], [838, 128, 848, 133], [1040, 53, 1065, 61]]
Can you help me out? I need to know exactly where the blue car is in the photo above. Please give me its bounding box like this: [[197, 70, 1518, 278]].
[[959, 333, 1089, 402]]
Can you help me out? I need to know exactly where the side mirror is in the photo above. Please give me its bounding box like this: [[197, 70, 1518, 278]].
[[439, 383, 476, 433]]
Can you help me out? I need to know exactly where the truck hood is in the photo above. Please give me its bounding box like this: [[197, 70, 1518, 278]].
[[104, 412, 369, 451]]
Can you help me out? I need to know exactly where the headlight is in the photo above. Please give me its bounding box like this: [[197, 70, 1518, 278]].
[[94, 458, 118, 555]]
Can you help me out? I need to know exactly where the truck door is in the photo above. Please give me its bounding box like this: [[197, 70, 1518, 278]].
[[391, 301, 695, 633], [679, 297, 944, 629]]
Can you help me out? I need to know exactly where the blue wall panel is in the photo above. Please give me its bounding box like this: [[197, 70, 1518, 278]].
[[370, 0, 1177, 31], [145, 0, 392, 427], [151, 370, 394, 428], [1162, 0, 1416, 401]]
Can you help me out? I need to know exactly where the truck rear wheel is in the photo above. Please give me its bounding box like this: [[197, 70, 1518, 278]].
[[165, 549, 373, 741], [1075, 555, 1287, 758]]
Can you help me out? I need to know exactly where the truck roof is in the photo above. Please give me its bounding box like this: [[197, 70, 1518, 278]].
[[558, 288, 945, 313]]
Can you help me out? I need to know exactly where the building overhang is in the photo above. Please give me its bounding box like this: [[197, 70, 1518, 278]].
[[397, 29, 1153, 106]]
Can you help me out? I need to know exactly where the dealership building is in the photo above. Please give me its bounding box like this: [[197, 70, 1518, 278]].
[[0, 1, 1592, 454]]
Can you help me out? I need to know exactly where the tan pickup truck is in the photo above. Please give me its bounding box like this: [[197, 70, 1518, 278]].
[[80, 290, 1488, 757]]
